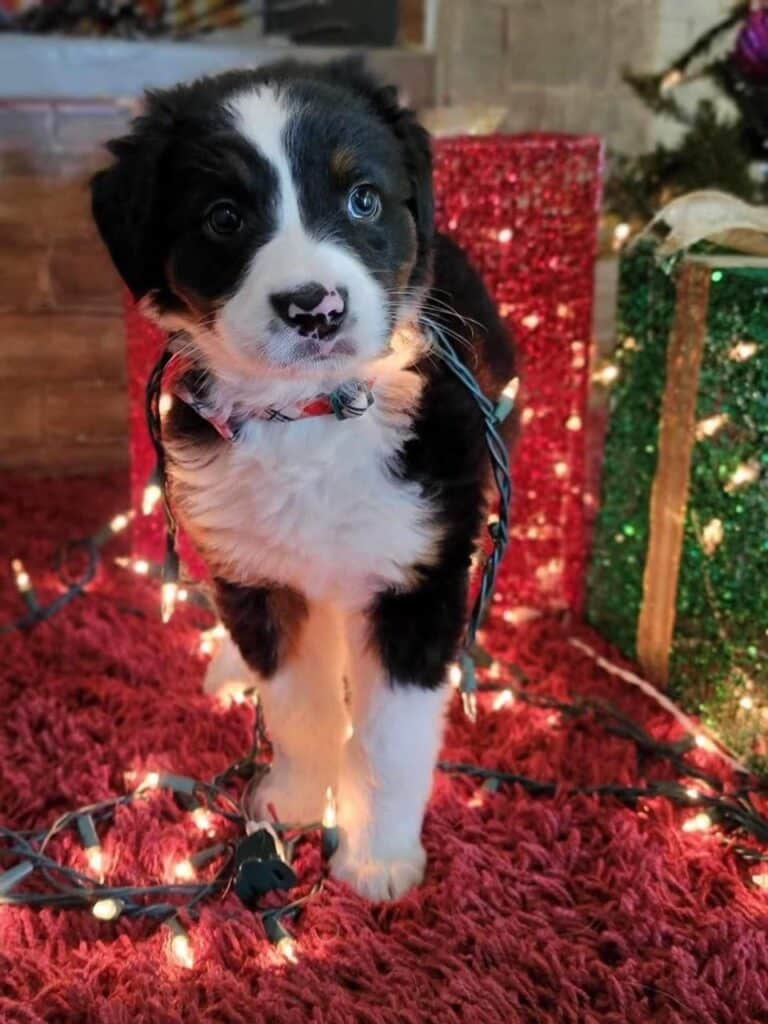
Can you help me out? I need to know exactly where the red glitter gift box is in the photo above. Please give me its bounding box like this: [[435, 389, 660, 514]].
[[126, 133, 603, 611]]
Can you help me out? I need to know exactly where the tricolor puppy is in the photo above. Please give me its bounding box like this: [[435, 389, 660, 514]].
[[92, 59, 515, 900]]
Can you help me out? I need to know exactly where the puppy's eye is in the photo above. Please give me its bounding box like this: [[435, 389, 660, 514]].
[[347, 184, 381, 222], [206, 201, 243, 236]]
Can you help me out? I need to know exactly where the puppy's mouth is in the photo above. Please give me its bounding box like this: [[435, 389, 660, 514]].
[[317, 339, 356, 360], [290, 336, 357, 363]]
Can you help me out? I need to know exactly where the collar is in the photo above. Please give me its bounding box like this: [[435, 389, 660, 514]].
[[172, 370, 375, 442]]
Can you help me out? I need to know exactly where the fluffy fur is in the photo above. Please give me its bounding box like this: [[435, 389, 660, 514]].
[[92, 59, 515, 900]]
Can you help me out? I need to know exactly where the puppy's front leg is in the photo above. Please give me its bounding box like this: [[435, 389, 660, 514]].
[[215, 580, 348, 824], [332, 573, 463, 900]]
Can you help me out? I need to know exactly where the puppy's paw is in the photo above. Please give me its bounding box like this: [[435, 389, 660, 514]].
[[247, 762, 331, 826], [330, 841, 426, 901]]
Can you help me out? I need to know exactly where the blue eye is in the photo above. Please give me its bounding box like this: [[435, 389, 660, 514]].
[[347, 184, 382, 221]]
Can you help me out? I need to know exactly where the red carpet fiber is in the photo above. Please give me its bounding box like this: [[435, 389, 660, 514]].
[[2, 474, 768, 1024]]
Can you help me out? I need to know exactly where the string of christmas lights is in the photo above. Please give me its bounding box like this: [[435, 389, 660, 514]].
[[4, 327, 768, 965], [0, 727, 336, 967], [4, 637, 768, 972], [1, 514, 131, 635]]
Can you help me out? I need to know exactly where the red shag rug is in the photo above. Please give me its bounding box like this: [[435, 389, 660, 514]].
[[2, 474, 768, 1024]]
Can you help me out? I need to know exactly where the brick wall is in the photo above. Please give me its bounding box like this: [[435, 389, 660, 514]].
[[0, 100, 132, 472]]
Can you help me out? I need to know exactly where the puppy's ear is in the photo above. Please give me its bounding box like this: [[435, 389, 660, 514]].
[[374, 83, 434, 260], [323, 59, 434, 259], [91, 126, 166, 300]]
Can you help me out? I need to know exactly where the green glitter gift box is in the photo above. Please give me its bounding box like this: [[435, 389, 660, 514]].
[[588, 236, 768, 767]]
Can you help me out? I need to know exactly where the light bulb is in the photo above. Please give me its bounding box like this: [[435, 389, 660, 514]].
[[565, 414, 582, 432], [448, 663, 462, 688], [661, 68, 683, 92], [169, 931, 195, 969], [109, 513, 130, 534], [142, 483, 163, 516], [492, 689, 514, 711], [685, 787, 701, 800], [199, 623, 228, 655], [725, 460, 760, 493], [701, 518, 724, 556], [612, 222, 631, 249], [161, 581, 178, 624], [461, 690, 477, 723], [92, 898, 124, 921], [86, 846, 105, 878], [729, 341, 757, 362], [694, 734, 716, 753], [277, 936, 299, 964], [682, 812, 712, 833], [593, 363, 619, 386], [158, 393, 173, 416], [133, 559, 150, 575], [191, 808, 213, 833], [695, 413, 729, 440], [502, 378, 519, 401], [11, 558, 31, 591], [138, 771, 160, 791], [497, 227, 512, 244], [322, 787, 337, 830], [522, 313, 540, 330], [174, 859, 196, 882]]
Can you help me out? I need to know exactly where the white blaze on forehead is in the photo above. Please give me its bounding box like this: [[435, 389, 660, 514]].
[[228, 87, 301, 229], [219, 84, 390, 371]]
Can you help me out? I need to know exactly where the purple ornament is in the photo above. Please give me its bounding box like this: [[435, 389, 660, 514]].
[[734, 8, 768, 81]]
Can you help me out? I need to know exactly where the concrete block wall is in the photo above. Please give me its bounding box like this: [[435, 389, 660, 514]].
[[654, 0, 737, 147], [0, 101, 131, 472], [434, 0, 735, 154]]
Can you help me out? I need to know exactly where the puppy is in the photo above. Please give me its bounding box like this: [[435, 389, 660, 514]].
[[92, 59, 515, 900]]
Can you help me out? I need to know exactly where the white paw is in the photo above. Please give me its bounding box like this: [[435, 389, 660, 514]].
[[246, 762, 331, 826], [331, 841, 426, 900]]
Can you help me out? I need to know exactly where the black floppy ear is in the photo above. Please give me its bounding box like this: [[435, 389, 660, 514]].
[[322, 58, 434, 260], [91, 129, 166, 300], [374, 82, 434, 261]]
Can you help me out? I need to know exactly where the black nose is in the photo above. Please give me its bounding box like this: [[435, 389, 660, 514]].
[[270, 283, 348, 340]]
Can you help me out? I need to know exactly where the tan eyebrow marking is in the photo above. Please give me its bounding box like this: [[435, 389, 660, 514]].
[[331, 146, 358, 179]]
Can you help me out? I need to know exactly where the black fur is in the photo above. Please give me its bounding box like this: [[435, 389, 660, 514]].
[[371, 232, 515, 688], [214, 579, 308, 678], [91, 59, 515, 693], [91, 58, 431, 314]]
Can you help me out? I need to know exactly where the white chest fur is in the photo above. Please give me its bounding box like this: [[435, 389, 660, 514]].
[[168, 366, 438, 606]]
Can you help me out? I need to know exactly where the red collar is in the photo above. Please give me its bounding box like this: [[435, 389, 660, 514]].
[[172, 367, 375, 441]]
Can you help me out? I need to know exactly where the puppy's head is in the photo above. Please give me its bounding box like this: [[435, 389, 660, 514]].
[[92, 60, 433, 378]]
